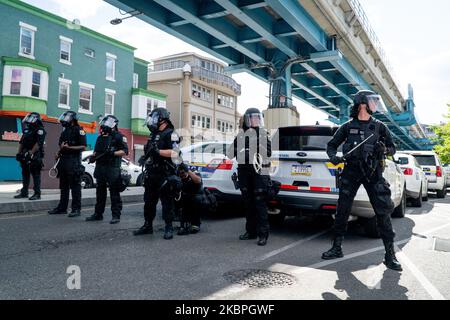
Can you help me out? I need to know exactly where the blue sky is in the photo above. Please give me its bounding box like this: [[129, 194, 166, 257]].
[[22, 0, 450, 125]]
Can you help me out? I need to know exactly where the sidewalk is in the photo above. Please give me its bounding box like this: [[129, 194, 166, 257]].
[[0, 185, 144, 214]]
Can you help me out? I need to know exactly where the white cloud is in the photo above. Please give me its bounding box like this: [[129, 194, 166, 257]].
[[49, 0, 106, 21]]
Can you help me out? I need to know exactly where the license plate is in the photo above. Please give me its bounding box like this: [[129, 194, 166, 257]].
[[291, 165, 312, 176]]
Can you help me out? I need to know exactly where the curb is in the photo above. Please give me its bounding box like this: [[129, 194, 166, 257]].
[[0, 193, 143, 215]]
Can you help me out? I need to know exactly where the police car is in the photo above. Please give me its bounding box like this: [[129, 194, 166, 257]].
[[394, 153, 429, 207], [401, 151, 447, 198], [270, 126, 406, 237], [81, 151, 143, 188]]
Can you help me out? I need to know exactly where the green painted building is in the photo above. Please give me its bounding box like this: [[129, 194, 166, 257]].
[[0, 0, 167, 181]]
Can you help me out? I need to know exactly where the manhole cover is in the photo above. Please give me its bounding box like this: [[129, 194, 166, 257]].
[[433, 237, 450, 253], [223, 269, 296, 288]]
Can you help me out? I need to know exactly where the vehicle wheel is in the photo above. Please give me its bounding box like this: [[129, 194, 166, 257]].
[[268, 213, 286, 226], [361, 216, 381, 238], [81, 173, 94, 189], [436, 186, 447, 199], [136, 174, 143, 186], [392, 186, 406, 218], [411, 185, 423, 208]]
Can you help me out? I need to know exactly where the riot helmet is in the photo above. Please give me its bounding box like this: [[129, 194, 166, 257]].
[[351, 90, 388, 117], [243, 108, 264, 130], [99, 115, 119, 134], [59, 111, 78, 127], [22, 112, 42, 126], [145, 107, 171, 133]]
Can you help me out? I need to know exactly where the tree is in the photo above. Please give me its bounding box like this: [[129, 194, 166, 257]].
[[432, 104, 450, 164]]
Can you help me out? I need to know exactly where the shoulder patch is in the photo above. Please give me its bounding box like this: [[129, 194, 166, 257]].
[[37, 130, 44, 135], [123, 136, 128, 143], [79, 130, 86, 136], [171, 133, 179, 142]]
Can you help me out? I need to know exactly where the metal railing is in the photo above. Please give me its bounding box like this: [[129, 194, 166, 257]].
[[347, 0, 399, 85], [149, 60, 187, 72], [191, 66, 241, 95]]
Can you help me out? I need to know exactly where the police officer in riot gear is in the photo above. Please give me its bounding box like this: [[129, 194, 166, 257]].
[[86, 115, 128, 224], [227, 108, 272, 246], [48, 111, 87, 217], [15, 112, 46, 200], [176, 163, 203, 235], [134, 107, 181, 240], [323, 90, 402, 271]]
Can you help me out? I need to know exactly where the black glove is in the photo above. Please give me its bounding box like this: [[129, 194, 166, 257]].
[[88, 155, 96, 164], [330, 156, 344, 166], [149, 142, 160, 158], [104, 148, 115, 158], [16, 153, 23, 162], [138, 155, 146, 166]]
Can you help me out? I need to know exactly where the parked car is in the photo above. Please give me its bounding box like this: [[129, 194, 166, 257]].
[[270, 126, 406, 237], [81, 151, 143, 188], [180, 141, 231, 174], [402, 151, 447, 198], [394, 153, 429, 207], [444, 165, 450, 187]]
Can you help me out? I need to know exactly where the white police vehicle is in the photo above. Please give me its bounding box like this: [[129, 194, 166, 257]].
[[394, 153, 429, 207], [81, 151, 143, 188], [270, 126, 406, 237], [402, 151, 447, 198]]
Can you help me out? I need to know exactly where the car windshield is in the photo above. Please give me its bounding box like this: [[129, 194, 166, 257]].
[[413, 155, 436, 166], [274, 127, 340, 151]]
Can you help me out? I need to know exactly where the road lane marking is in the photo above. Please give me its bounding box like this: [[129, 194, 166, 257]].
[[256, 229, 330, 262], [395, 245, 445, 300], [0, 213, 47, 220]]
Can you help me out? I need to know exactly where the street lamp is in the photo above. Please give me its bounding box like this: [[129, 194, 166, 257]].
[[160, 81, 183, 130], [110, 10, 141, 25]]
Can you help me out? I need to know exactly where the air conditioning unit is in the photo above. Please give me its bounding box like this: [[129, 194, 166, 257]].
[[22, 47, 31, 55]]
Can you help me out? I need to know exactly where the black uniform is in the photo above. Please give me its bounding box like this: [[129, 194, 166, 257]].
[[142, 127, 179, 225], [178, 171, 204, 228], [55, 125, 87, 212], [228, 127, 272, 239], [327, 117, 396, 241], [93, 131, 128, 219], [18, 125, 46, 196]]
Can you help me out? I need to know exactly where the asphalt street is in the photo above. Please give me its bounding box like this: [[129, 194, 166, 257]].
[[0, 193, 449, 300]]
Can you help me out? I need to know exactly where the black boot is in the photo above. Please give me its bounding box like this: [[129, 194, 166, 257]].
[[177, 222, 190, 236], [14, 192, 28, 199], [48, 207, 67, 215], [383, 240, 403, 271], [85, 213, 103, 221], [29, 193, 41, 201], [68, 210, 81, 217], [110, 217, 120, 224], [322, 236, 344, 260], [164, 224, 174, 240], [133, 221, 153, 236], [257, 235, 268, 246], [239, 232, 257, 240]]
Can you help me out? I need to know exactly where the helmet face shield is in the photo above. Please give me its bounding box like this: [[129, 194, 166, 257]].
[[58, 112, 76, 125], [366, 94, 387, 114], [22, 113, 39, 125], [99, 116, 118, 129], [244, 113, 264, 129]]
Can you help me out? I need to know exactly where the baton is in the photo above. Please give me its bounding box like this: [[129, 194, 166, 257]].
[[49, 158, 60, 179]]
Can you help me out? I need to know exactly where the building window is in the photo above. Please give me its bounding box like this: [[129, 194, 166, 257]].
[[58, 80, 70, 108], [78, 83, 94, 114], [105, 90, 115, 115], [59, 36, 72, 64], [154, 100, 158, 109], [106, 53, 116, 81], [146, 98, 153, 115], [31, 71, 41, 98], [19, 22, 36, 58], [85, 48, 95, 58], [217, 93, 234, 108], [191, 114, 211, 129], [192, 83, 211, 102], [217, 120, 234, 133], [10, 69, 22, 95], [133, 73, 139, 88]]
